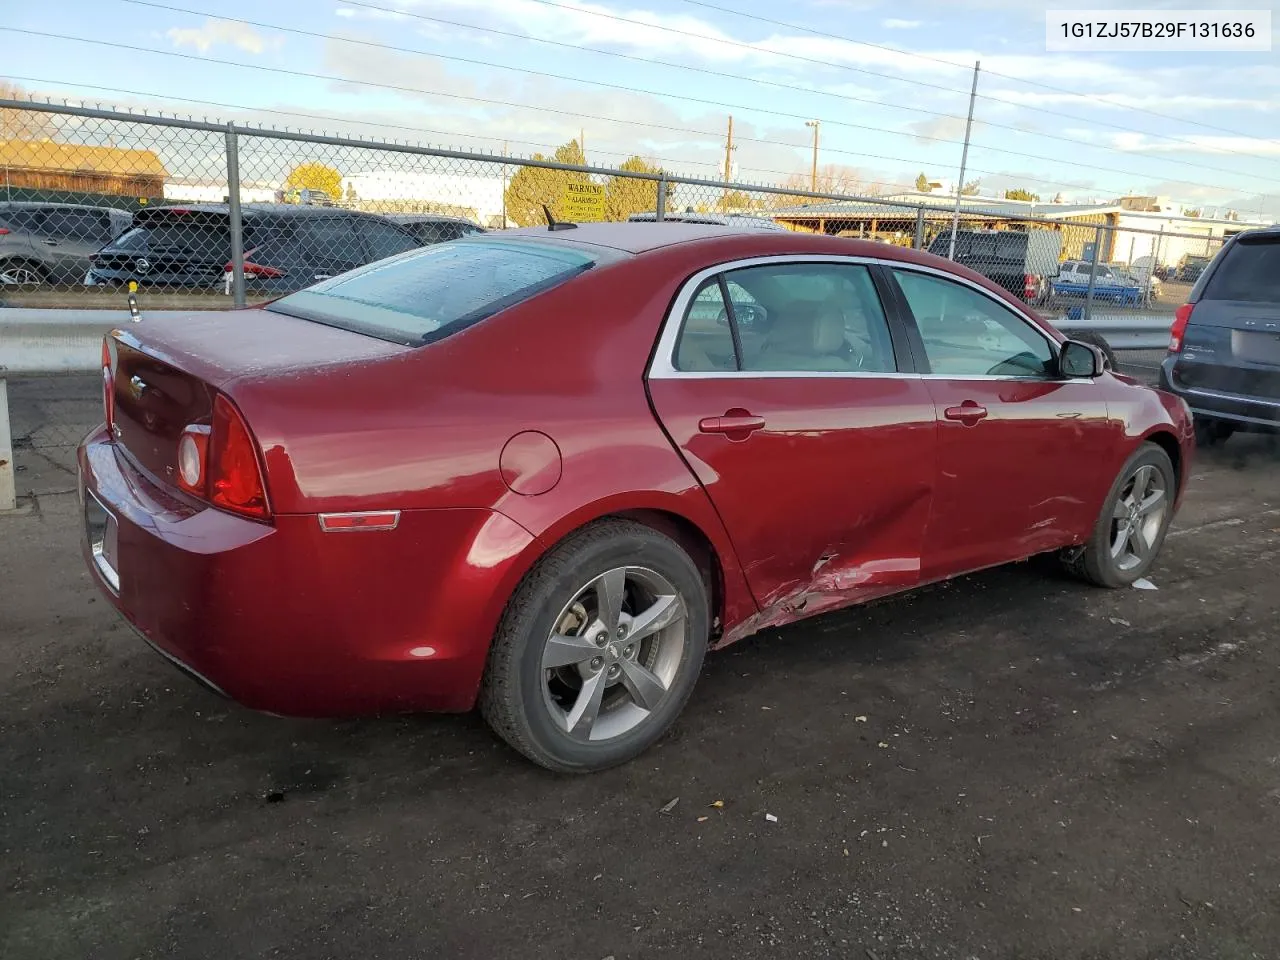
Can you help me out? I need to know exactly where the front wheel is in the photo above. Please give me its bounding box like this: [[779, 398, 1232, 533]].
[[1062, 443, 1176, 588], [480, 520, 709, 773]]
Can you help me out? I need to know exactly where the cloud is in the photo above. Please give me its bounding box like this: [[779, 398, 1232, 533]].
[[988, 88, 1280, 115], [905, 115, 973, 143], [167, 18, 280, 54], [1108, 133, 1280, 157], [881, 19, 922, 29]]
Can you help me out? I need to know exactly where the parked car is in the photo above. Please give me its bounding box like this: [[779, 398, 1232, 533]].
[[0, 202, 132, 285], [386, 213, 485, 245], [926, 228, 1061, 305], [1159, 226, 1280, 446], [80, 224, 1194, 772], [1125, 257, 1163, 300], [1177, 255, 1212, 282], [86, 204, 419, 294], [1050, 261, 1143, 305]]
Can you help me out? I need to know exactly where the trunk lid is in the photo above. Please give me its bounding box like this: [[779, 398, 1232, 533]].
[[107, 308, 407, 484]]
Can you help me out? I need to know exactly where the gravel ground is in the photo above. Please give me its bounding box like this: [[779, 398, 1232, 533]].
[[3, 375, 1279, 960]]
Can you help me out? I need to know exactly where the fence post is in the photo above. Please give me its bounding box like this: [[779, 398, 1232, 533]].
[[913, 206, 925, 249], [225, 123, 247, 309], [0, 379, 16, 512], [1084, 224, 1103, 321], [656, 174, 667, 222]]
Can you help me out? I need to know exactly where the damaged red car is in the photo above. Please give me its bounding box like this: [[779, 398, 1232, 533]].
[[79, 223, 1195, 772]]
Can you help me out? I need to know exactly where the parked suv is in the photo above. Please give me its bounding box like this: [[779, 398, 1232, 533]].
[[86, 204, 420, 294], [0, 202, 132, 285], [1159, 226, 1280, 445], [386, 214, 485, 245]]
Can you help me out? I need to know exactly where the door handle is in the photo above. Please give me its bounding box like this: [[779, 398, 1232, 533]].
[[699, 411, 766, 439], [944, 401, 988, 426], [42, 238, 59, 246]]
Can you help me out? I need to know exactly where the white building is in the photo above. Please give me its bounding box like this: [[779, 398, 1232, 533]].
[[339, 170, 507, 227], [163, 179, 278, 204]]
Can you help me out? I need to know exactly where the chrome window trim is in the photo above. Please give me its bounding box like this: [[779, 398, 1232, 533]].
[[647, 253, 1081, 383]]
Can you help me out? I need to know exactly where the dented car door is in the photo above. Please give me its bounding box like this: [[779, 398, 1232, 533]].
[[646, 257, 937, 629]]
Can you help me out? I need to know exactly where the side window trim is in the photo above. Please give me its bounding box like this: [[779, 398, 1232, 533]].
[[650, 254, 912, 381], [885, 264, 1063, 381], [716, 274, 745, 371]]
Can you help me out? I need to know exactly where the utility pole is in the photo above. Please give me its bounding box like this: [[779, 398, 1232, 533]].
[[805, 119, 821, 192], [947, 60, 980, 261], [723, 115, 734, 183]]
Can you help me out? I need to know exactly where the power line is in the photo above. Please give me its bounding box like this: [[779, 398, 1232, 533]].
[[72, 9, 1280, 193], [314, 0, 1274, 186], [1, 31, 1248, 200], [678, 0, 1280, 147], [7, 74, 923, 191], [7, 79, 1221, 202], [357, 0, 1280, 169]]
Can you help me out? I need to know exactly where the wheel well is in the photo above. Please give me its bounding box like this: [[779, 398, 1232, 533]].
[[611, 508, 725, 634], [0, 257, 48, 279], [1145, 430, 1181, 489]]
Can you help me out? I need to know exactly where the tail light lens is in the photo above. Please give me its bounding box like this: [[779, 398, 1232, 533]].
[[174, 395, 271, 521], [1023, 273, 1037, 301], [0, 227, 10, 235], [101, 336, 116, 433], [225, 247, 286, 279], [1169, 303, 1194, 353]]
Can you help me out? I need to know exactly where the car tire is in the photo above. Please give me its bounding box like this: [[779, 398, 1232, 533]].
[[479, 519, 709, 773], [1062, 443, 1177, 588], [0, 259, 48, 286], [1194, 416, 1234, 448]]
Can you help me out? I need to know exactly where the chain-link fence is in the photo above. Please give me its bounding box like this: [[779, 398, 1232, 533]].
[[0, 97, 1249, 323]]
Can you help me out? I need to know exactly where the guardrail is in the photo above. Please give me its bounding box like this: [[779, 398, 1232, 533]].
[[0, 309, 1175, 513]]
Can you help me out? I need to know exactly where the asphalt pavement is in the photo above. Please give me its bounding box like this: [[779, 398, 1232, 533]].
[[3, 375, 1279, 960]]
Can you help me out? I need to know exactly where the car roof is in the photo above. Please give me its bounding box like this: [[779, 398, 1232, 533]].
[[0, 201, 127, 213], [387, 213, 478, 224], [139, 203, 382, 220], [494, 222, 1008, 278]]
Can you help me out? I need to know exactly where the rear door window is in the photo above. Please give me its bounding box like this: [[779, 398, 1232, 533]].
[[295, 218, 365, 270], [357, 219, 419, 261], [39, 208, 113, 243], [265, 237, 608, 345], [1203, 239, 1280, 303]]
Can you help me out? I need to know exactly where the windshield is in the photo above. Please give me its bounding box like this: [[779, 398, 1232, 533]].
[[265, 237, 603, 345]]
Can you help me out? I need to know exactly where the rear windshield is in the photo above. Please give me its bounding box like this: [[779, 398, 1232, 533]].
[[1203, 239, 1280, 303], [108, 219, 232, 258], [265, 237, 604, 345]]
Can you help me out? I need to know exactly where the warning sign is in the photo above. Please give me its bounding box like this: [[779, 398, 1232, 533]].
[[561, 182, 605, 222]]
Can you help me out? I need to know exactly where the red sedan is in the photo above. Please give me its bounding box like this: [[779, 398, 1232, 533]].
[[79, 223, 1195, 772]]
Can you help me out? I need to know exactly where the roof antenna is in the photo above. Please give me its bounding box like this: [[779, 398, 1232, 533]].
[[542, 204, 577, 231]]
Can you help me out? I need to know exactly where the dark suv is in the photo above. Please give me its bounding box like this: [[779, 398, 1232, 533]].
[[0, 202, 132, 285], [386, 214, 485, 245], [86, 204, 420, 294], [1159, 226, 1280, 445]]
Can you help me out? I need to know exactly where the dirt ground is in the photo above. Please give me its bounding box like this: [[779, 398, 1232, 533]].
[[3, 375, 1279, 960]]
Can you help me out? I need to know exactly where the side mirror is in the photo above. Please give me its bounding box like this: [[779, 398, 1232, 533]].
[[1059, 339, 1103, 378]]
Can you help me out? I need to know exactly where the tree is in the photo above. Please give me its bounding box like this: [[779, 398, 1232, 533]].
[[915, 172, 932, 193], [1183, 208, 1202, 218], [960, 179, 981, 196], [771, 165, 864, 209], [604, 155, 666, 221], [1004, 188, 1040, 202], [0, 82, 59, 140], [503, 139, 593, 226], [284, 162, 342, 199]]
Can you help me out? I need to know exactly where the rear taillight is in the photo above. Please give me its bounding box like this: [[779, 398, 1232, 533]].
[[1023, 273, 1037, 301], [177, 425, 210, 494], [101, 336, 116, 433], [1169, 303, 1194, 353], [0, 227, 10, 235], [225, 248, 286, 279], [175, 395, 270, 521]]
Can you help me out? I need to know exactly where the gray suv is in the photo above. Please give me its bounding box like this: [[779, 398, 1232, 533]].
[[1159, 225, 1280, 445], [0, 202, 132, 285]]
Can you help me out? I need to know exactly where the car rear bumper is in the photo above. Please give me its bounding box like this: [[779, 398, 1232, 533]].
[[77, 428, 539, 717], [1159, 357, 1280, 430]]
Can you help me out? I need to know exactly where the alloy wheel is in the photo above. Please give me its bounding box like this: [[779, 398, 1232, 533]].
[[1109, 464, 1168, 572], [540, 566, 687, 742]]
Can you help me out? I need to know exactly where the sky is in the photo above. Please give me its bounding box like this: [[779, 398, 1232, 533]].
[[3, 0, 1280, 214]]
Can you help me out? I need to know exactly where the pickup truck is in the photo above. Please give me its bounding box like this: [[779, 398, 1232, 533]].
[[927, 228, 1062, 305], [1049, 260, 1144, 306]]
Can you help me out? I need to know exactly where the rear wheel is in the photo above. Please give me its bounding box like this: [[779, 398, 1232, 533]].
[[1063, 443, 1176, 588], [0, 259, 46, 286], [480, 519, 709, 773]]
